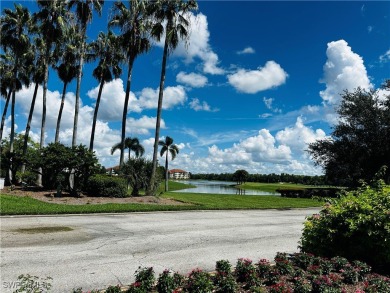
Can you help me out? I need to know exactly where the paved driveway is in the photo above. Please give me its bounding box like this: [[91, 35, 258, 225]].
[[1, 208, 319, 292]]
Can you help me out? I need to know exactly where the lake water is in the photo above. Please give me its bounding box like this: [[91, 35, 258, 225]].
[[172, 180, 280, 196]]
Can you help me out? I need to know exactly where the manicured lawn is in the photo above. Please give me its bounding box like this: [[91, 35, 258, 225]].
[[239, 182, 328, 193], [0, 191, 322, 215], [163, 192, 322, 209]]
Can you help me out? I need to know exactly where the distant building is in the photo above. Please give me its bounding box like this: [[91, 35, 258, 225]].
[[106, 165, 120, 176], [168, 169, 190, 180]]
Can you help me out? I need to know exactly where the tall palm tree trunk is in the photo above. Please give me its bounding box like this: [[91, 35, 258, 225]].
[[21, 82, 39, 175], [165, 151, 169, 192], [89, 78, 105, 152], [120, 57, 134, 166], [8, 89, 16, 184], [72, 54, 83, 147], [0, 90, 12, 141], [148, 37, 169, 195], [37, 55, 50, 187], [55, 81, 68, 143]]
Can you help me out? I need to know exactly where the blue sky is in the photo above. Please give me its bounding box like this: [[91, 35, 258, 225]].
[[2, 1, 390, 175]]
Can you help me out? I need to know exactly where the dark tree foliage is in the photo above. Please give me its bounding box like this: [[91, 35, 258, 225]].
[[191, 172, 326, 185], [0, 133, 39, 185], [308, 82, 390, 187], [28, 143, 100, 191], [233, 169, 249, 185]]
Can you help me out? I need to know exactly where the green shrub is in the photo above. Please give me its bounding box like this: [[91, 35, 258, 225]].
[[86, 175, 127, 198], [134, 267, 155, 292], [300, 181, 390, 273], [105, 285, 122, 293], [156, 270, 183, 293], [185, 268, 214, 293], [156, 270, 175, 293], [215, 260, 232, 275], [213, 272, 237, 293]]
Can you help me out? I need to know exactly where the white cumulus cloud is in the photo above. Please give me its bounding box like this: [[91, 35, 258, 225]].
[[87, 79, 141, 120], [137, 85, 187, 110], [126, 115, 165, 135], [155, 13, 224, 75], [176, 71, 208, 88], [189, 98, 219, 112], [275, 117, 327, 151], [227, 61, 288, 94], [320, 40, 372, 106], [237, 47, 255, 55]]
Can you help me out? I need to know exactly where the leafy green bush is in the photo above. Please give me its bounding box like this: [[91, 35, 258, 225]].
[[86, 175, 127, 198], [134, 267, 155, 292], [185, 268, 214, 293], [300, 181, 390, 273]]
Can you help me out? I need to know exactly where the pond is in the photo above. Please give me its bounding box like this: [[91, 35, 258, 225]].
[[172, 180, 280, 196]]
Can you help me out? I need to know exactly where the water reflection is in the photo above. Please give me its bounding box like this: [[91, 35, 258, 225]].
[[173, 180, 280, 196]]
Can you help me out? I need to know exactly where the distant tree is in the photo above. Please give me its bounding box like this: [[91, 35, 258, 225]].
[[308, 82, 390, 186], [233, 169, 249, 185], [159, 136, 179, 192]]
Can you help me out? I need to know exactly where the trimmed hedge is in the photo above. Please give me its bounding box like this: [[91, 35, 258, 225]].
[[86, 175, 127, 198], [277, 187, 341, 198]]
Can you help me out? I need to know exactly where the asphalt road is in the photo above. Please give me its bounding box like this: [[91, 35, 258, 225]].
[[0, 208, 319, 292]]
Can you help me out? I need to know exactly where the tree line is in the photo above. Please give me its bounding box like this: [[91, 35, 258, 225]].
[[1, 0, 197, 193], [191, 172, 327, 186]]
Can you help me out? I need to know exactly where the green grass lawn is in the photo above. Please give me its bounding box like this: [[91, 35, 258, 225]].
[[163, 192, 322, 210], [0, 191, 322, 215], [238, 182, 330, 193]]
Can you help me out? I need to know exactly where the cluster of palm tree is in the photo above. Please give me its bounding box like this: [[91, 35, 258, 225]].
[[1, 0, 198, 192], [111, 135, 179, 192]]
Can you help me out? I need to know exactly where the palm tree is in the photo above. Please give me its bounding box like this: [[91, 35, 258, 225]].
[[34, 0, 68, 186], [109, 0, 151, 166], [20, 38, 45, 175], [147, 0, 198, 195], [111, 137, 145, 161], [0, 4, 32, 183], [54, 25, 79, 143], [67, 0, 104, 147], [0, 54, 15, 141], [89, 30, 124, 152], [159, 136, 179, 192]]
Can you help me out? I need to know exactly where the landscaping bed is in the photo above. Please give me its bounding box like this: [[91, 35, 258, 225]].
[[71, 252, 389, 292], [0, 186, 187, 206]]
